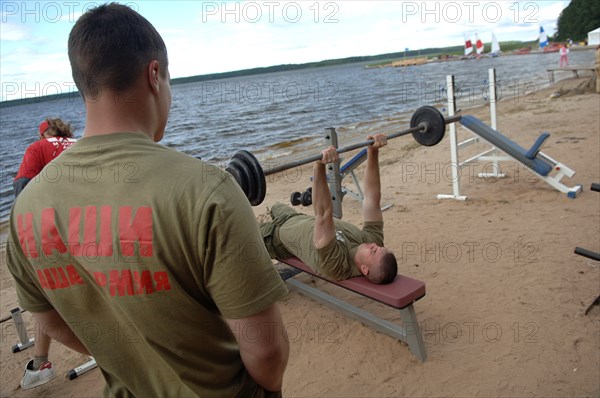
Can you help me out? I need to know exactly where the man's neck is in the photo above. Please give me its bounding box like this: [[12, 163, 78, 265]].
[[82, 89, 155, 141]]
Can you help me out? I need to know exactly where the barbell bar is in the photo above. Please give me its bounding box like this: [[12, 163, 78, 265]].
[[226, 105, 461, 206]]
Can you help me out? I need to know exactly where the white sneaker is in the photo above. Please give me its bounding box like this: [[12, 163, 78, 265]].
[[20, 360, 56, 390]]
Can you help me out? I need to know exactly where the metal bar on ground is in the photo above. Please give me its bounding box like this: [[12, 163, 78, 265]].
[[67, 357, 98, 380]]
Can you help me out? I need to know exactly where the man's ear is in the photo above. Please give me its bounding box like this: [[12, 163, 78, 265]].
[[147, 60, 160, 94], [360, 264, 369, 276]]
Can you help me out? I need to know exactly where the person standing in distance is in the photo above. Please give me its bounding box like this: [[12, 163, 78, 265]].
[[13, 118, 77, 197], [13, 117, 77, 390]]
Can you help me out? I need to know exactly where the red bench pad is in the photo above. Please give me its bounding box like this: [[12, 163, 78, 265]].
[[279, 257, 426, 309]]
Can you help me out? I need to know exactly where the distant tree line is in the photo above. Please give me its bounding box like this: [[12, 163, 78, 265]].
[[555, 0, 600, 41], [170, 45, 466, 85]]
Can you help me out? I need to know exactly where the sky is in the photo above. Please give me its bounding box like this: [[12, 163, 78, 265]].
[[0, 0, 570, 102]]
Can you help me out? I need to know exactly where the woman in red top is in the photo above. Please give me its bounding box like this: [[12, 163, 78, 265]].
[[13, 118, 77, 389], [13, 118, 77, 198]]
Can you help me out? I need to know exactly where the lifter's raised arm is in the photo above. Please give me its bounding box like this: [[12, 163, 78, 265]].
[[312, 146, 339, 249], [362, 134, 387, 222]]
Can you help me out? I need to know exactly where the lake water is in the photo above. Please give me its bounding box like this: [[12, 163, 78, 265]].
[[0, 50, 594, 224]]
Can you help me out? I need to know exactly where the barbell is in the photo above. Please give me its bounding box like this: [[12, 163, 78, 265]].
[[225, 105, 461, 206]]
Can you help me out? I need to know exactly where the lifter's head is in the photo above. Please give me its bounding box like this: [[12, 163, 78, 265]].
[[355, 243, 397, 284]]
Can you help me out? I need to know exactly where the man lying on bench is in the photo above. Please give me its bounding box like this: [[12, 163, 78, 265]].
[[260, 134, 397, 284]]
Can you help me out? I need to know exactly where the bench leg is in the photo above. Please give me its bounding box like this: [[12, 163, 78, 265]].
[[286, 278, 427, 361], [399, 306, 427, 362]]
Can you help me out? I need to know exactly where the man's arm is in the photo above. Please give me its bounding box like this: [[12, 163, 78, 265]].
[[225, 304, 289, 392], [362, 134, 387, 222], [31, 310, 91, 355], [312, 147, 339, 249]]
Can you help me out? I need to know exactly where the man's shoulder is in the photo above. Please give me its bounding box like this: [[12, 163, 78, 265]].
[[361, 221, 384, 245], [362, 221, 384, 236]]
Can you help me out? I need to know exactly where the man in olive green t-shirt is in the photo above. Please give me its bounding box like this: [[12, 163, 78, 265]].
[[261, 134, 398, 285], [6, 4, 289, 397]]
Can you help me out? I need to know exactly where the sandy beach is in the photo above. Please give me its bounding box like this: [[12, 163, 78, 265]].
[[1, 74, 598, 397]]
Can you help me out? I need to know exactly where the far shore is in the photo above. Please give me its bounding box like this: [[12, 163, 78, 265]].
[[3, 42, 595, 108]]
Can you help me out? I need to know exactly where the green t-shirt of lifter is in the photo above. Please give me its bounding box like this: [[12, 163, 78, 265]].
[[277, 213, 384, 280], [6, 132, 288, 398]]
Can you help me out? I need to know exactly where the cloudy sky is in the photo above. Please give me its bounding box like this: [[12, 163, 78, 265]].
[[1, 0, 569, 101]]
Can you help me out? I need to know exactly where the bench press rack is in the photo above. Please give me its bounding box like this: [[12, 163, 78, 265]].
[[280, 257, 427, 361]]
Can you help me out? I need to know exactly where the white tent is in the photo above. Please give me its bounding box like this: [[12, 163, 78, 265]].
[[588, 27, 600, 46]]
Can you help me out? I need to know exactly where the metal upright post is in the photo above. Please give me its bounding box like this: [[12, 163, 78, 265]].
[[485, 68, 504, 178], [437, 75, 467, 200], [324, 127, 344, 219], [489, 68, 498, 130]]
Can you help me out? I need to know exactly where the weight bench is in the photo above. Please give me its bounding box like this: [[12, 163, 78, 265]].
[[279, 257, 427, 361], [460, 115, 582, 197]]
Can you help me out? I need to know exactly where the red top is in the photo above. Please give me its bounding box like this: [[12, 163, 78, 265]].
[[14, 137, 77, 180]]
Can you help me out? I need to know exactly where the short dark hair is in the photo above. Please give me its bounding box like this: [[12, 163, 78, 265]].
[[68, 3, 168, 99], [370, 252, 397, 285]]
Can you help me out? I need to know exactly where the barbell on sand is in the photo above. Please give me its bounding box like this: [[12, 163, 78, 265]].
[[226, 105, 461, 206]]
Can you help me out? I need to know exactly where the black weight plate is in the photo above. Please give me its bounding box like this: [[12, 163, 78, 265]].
[[233, 150, 266, 206], [232, 151, 259, 205], [225, 160, 247, 194], [290, 191, 301, 206], [410, 106, 446, 146], [228, 158, 253, 202], [300, 190, 312, 206]]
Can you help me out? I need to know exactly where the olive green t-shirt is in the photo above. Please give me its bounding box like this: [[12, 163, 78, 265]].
[[6, 132, 288, 397], [277, 213, 384, 280]]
